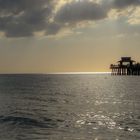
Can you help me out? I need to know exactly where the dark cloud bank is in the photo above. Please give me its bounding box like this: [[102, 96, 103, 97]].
[[0, 0, 140, 38]]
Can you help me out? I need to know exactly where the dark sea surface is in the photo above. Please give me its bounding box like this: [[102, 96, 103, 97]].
[[0, 74, 140, 140]]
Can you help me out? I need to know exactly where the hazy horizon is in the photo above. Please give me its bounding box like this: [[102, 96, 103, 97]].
[[0, 72, 111, 75]]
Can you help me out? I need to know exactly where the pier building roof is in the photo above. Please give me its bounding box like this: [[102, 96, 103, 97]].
[[118, 57, 135, 63]]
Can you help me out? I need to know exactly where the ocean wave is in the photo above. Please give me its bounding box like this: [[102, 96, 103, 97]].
[[0, 115, 56, 128]]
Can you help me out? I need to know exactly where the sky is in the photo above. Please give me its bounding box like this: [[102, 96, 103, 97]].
[[0, 0, 140, 73]]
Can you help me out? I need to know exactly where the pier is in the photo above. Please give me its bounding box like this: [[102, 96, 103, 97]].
[[110, 57, 140, 75]]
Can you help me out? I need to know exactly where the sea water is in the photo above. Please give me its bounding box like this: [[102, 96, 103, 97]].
[[0, 74, 139, 140]]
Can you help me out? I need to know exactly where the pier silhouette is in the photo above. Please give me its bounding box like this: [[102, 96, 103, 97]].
[[110, 57, 140, 75]]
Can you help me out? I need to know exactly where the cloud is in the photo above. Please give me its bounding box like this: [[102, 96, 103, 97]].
[[112, 0, 140, 9], [109, 0, 140, 26], [0, 0, 140, 38], [0, 0, 56, 37], [55, 1, 108, 23], [54, 0, 140, 34], [127, 7, 140, 25]]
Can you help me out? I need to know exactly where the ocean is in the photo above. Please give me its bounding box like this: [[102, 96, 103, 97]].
[[0, 74, 139, 140]]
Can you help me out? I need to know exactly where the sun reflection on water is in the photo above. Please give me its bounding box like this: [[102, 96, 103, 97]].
[[75, 111, 135, 133]]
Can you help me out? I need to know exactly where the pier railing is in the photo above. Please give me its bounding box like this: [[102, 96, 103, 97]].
[[110, 64, 140, 75]]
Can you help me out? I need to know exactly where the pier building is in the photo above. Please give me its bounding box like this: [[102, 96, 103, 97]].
[[110, 57, 140, 75]]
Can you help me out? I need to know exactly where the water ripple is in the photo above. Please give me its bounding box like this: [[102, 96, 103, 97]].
[[0, 115, 56, 128]]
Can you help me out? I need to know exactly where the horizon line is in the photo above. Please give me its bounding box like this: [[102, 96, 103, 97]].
[[0, 72, 111, 75]]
